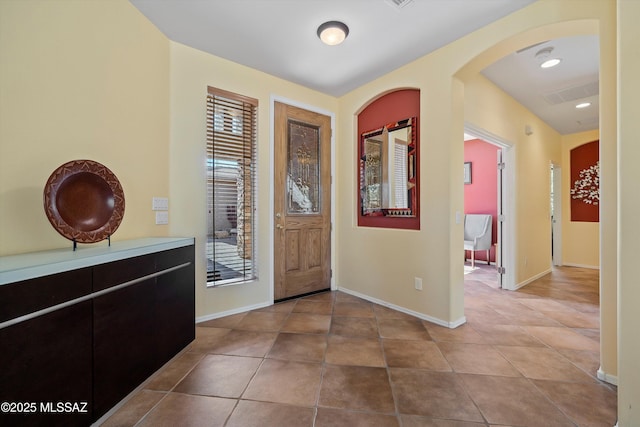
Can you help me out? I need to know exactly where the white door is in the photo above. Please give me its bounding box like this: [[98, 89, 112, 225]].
[[551, 163, 563, 266], [496, 149, 504, 288]]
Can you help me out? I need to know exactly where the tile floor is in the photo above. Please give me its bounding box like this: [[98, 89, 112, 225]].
[[101, 265, 617, 426]]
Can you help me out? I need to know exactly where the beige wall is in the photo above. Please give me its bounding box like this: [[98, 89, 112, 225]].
[[4, 0, 636, 419], [618, 0, 640, 424], [0, 0, 338, 318], [464, 74, 563, 284], [0, 0, 170, 255], [168, 42, 338, 318], [337, 67, 457, 322], [561, 130, 600, 268], [335, 0, 619, 390], [335, 0, 615, 331]]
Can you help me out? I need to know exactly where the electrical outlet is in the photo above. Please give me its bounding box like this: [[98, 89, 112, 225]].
[[414, 277, 423, 291]]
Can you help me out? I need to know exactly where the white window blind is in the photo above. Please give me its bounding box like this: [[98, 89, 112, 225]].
[[206, 87, 258, 285], [393, 141, 408, 208]]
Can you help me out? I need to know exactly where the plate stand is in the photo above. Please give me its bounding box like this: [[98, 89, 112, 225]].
[[72, 235, 111, 252]]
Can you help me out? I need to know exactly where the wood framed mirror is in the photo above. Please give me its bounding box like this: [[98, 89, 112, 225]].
[[357, 89, 420, 230], [360, 117, 416, 216]]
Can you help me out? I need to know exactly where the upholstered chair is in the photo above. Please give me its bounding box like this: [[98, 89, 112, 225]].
[[464, 214, 492, 268]]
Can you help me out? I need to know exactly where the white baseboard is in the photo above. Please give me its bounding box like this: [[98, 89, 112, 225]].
[[448, 315, 467, 328], [597, 367, 618, 386], [196, 286, 473, 327], [338, 286, 465, 329], [196, 301, 271, 323], [514, 268, 552, 290], [562, 263, 600, 270], [464, 258, 495, 266]]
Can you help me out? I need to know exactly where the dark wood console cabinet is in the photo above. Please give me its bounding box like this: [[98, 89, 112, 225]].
[[0, 268, 93, 427], [0, 239, 195, 426]]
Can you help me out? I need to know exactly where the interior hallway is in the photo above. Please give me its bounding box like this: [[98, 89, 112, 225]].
[[101, 266, 616, 426]]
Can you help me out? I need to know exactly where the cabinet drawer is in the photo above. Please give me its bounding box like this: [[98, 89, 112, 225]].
[[0, 268, 91, 323], [93, 253, 155, 292], [155, 244, 194, 270]]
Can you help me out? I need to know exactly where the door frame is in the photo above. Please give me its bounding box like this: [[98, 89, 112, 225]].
[[269, 95, 336, 303], [497, 148, 504, 289], [551, 162, 563, 266], [464, 122, 516, 290]]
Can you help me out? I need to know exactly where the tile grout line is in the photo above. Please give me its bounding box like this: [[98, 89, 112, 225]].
[[107, 266, 613, 426], [311, 293, 334, 426], [376, 306, 404, 426]]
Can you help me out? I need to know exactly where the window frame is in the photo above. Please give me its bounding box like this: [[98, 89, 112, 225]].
[[206, 86, 258, 287]]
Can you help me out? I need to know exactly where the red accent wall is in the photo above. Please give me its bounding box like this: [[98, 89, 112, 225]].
[[357, 89, 420, 229], [570, 140, 599, 222], [464, 139, 498, 263]]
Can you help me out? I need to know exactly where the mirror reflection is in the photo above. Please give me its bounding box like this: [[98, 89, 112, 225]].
[[360, 117, 416, 217]]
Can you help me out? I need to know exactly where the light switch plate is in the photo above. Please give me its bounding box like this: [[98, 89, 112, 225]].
[[152, 197, 169, 211], [155, 211, 169, 225]]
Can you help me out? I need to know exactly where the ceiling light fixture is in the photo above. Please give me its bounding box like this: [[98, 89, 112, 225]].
[[535, 46, 561, 69], [540, 58, 561, 68], [576, 102, 591, 109], [317, 21, 349, 46]]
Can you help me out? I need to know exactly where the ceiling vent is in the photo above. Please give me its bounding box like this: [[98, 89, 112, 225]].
[[543, 81, 599, 105], [385, 0, 414, 9]]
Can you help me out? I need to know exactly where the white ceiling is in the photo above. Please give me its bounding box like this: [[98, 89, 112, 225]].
[[482, 35, 600, 135], [130, 0, 599, 135]]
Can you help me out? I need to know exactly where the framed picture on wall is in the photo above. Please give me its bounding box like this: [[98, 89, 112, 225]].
[[464, 162, 472, 184]]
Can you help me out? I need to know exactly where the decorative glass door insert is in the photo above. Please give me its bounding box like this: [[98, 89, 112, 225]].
[[287, 120, 320, 214]]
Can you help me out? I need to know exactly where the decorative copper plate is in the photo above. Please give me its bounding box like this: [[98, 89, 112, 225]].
[[44, 160, 125, 243]]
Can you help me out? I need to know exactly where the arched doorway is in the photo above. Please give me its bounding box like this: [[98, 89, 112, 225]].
[[452, 19, 615, 387]]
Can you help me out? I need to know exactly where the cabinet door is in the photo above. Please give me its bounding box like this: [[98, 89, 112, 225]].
[[91, 245, 195, 420], [92, 254, 157, 420], [0, 269, 92, 427], [155, 245, 196, 362]]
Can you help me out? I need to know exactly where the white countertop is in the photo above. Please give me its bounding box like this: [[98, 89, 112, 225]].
[[0, 237, 195, 285]]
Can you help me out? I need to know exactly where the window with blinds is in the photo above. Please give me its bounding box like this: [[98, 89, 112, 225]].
[[393, 141, 408, 208], [206, 87, 258, 285]]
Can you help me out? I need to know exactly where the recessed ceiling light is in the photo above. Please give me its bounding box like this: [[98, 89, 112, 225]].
[[535, 46, 561, 69], [540, 58, 561, 68], [317, 21, 349, 46], [576, 102, 591, 109]]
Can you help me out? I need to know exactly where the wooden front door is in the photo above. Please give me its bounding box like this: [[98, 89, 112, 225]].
[[274, 102, 331, 301]]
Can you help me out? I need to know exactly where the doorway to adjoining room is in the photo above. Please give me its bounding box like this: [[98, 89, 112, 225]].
[[463, 134, 501, 288]]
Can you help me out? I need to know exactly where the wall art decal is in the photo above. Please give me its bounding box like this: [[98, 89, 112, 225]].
[[571, 161, 599, 205], [570, 140, 599, 222]]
